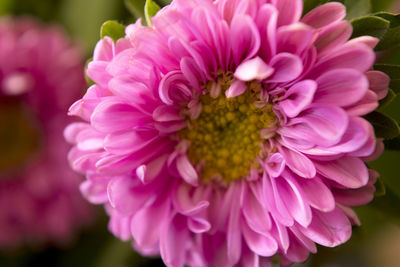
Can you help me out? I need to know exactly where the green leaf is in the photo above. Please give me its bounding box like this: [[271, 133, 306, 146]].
[[364, 111, 400, 139], [379, 89, 397, 109], [100, 21, 126, 42], [375, 178, 386, 197], [370, 186, 400, 226], [383, 137, 400, 150], [351, 15, 389, 39], [345, 0, 372, 19], [374, 64, 400, 93], [145, 0, 161, 27], [373, 12, 400, 50], [124, 0, 146, 19]]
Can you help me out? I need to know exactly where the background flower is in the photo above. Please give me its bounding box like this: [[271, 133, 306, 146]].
[[0, 17, 91, 246], [66, 0, 394, 266]]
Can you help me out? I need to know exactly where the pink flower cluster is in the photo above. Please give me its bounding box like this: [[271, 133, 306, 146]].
[[66, 0, 389, 266], [0, 18, 91, 246]]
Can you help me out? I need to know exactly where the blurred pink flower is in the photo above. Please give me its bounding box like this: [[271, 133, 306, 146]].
[[66, 0, 389, 266], [0, 17, 91, 246]]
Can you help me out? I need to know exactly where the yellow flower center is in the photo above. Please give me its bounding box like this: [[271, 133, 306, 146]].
[[179, 77, 277, 184]]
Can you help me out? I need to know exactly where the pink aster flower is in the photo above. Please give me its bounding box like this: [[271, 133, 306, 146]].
[[0, 17, 91, 246], [66, 0, 389, 266]]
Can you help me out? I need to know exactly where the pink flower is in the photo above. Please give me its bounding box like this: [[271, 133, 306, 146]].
[[0, 17, 91, 246], [66, 1, 389, 266]]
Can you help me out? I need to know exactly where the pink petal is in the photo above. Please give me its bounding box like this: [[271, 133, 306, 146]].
[[160, 214, 188, 267], [263, 153, 285, 178], [301, 2, 346, 29], [234, 57, 274, 81], [310, 43, 375, 78], [91, 98, 151, 133], [279, 79, 317, 118], [275, 0, 303, 27], [243, 185, 272, 235], [278, 175, 312, 227], [107, 177, 152, 216], [93, 36, 114, 61], [279, 146, 316, 178], [299, 207, 351, 247], [131, 197, 170, 250], [227, 183, 243, 265], [104, 129, 158, 155], [172, 183, 209, 216], [230, 14, 261, 64], [256, 4, 278, 61], [225, 79, 247, 98], [298, 176, 335, 212], [366, 70, 389, 100], [314, 156, 369, 188], [268, 53, 303, 83], [177, 154, 199, 186], [283, 104, 348, 146], [153, 105, 184, 122], [277, 23, 315, 55], [136, 154, 168, 184], [315, 21, 352, 55], [241, 221, 278, 257], [315, 68, 368, 107]]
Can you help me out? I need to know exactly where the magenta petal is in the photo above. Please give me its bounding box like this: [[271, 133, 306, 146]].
[[268, 53, 303, 83], [264, 153, 285, 178], [107, 177, 151, 216], [234, 57, 274, 81], [256, 4, 278, 61], [93, 37, 114, 61], [153, 105, 183, 122], [278, 175, 312, 227], [176, 154, 199, 186], [279, 146, 316, 178], [131, 197, 170, 250], [172, 183, 209, 216], [275, 0, 303, 27], [315, 68, 368, 107], [299, 207, 351, 247], [243, 185, 271, 235], [279, 79, 317, 118], [263, 174, 294, 226], [315, 21, 352, 55], [91, 98, 151, 133], [227, 183, 243, 265], [345, 90, 379, 116], [366, 70, 389, 100], [301, 2, 345, 29], [188, 217, 211, 233], [136, 154, 168, 184], [297, 176, 335, 212], [160, 214, 188, 267], [314, 156, 369, 188], [285, 104, 348, 146], [230, 14, 261, 64], [225, 79, 247, 98], [310, 43, 375, 78], [277, 23, 315, 55], [241, 221, 278, 257], [104, 130, 158, 155], [326, 117, 371, 154]]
